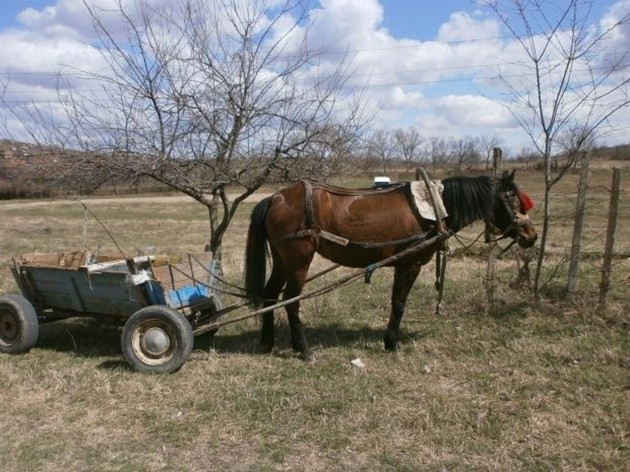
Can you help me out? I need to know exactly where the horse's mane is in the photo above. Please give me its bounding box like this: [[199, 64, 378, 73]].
[[441, 175, 495, 232]]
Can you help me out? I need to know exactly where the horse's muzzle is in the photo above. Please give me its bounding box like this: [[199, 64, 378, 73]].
[[516, 224, 537, 248]]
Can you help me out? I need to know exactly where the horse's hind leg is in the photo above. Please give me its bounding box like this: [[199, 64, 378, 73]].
[[384, 262, 422, 352], [283, 264, 313, 360], [260, 263, 286, 353]]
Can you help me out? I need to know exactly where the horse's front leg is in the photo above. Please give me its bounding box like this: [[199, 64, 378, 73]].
[[384, 262, 422, 352]]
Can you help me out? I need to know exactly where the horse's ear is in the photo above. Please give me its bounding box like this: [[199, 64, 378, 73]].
[[501, 169, 516, 183]]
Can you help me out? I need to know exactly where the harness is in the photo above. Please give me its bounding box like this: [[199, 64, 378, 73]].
[[483, 190, 532, 257], [264, 175, 531, 317], [269, 179, 437, 250], [486, 190, 532, 242]]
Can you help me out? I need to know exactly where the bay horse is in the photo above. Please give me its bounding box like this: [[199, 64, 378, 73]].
[[244, 170, 537, 359]]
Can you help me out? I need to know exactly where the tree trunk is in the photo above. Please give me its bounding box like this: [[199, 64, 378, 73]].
[[205, 192, 223, 261], [533, 144, 553, 298]]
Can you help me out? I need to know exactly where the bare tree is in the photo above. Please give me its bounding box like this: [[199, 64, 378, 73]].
[[426, 135, 449, 171], [557, 123, 598, 169], [366, 129, 395, 174], [7, 0, 366, 259], [482, 0, 630, 296], [392, 126, 424, 172], [514, 146, 539, 167], [448, 136, 483, 172]]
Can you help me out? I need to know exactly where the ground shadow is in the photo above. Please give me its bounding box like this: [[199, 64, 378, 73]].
[[33, 315, 429, 368], [199, 322, 429, 357], [36, 317, 124, 357]]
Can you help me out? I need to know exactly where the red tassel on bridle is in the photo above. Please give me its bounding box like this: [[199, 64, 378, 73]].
[[517, 190, 534, 212]]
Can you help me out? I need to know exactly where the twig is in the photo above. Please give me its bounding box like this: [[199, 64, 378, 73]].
[[74, 197, 127, 259]]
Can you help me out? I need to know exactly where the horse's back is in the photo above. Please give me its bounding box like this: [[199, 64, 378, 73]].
[[266, 181, 421, 239]]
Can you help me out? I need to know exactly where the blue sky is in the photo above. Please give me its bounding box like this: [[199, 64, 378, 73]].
[[0, 1, 47, 29], [1, 0, 628, 153], [378, 0, 616, 41], [380, 0, 480, 40], [2, 0, 477, 32]]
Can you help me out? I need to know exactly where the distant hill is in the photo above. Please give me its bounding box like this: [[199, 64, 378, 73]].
[[0, 140, 94, 198], [0, 140, 171, 199]]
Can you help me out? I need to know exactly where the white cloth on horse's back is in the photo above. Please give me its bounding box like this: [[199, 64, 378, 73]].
[[410, 180, 448, 221]]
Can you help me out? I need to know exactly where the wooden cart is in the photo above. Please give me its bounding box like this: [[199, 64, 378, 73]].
[[0, 250, 223, 373]]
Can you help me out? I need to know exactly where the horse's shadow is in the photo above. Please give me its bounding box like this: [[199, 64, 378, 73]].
[[32, 297, 531, 370], [193, 321, 429, 359], [32, 316, 428, 370]]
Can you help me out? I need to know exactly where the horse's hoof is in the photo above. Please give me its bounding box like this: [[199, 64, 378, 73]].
[[299, 351, 315, 362], [260, 343, 275, 354], [384, 341, 398, 352]]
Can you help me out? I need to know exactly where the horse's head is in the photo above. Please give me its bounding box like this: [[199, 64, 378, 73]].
[[487, 170, 537, 248]]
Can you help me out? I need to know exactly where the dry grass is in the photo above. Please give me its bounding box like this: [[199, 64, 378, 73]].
[[1, 169, 628, 471]]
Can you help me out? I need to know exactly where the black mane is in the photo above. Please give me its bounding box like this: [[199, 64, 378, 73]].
[[441, 175, 495, 232]]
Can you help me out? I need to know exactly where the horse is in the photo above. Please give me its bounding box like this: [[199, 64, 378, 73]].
[[244, 170, 537, 360]]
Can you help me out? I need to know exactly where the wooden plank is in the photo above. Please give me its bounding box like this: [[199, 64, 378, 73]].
[[24, 266, 144, 316], [20, 251, 88, 269], [82, 256, 155, 273]]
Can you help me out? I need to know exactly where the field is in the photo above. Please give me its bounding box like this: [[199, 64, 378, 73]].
[[1, 168, 628, 471]]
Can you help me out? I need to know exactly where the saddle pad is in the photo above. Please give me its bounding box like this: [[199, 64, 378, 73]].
[[410, 180, 448, 221]]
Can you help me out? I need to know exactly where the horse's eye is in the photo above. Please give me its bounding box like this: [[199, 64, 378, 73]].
[[512, 195, 523, 211]]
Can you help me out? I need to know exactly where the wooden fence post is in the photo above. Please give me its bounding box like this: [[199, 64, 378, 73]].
[[485, 147, 502, 307], [599, 168, 621, 308], [566, 150, 590, 294]]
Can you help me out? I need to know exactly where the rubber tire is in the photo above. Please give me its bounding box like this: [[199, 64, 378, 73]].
[[0, 294, 39, 354], [121, 306, 193, 374]]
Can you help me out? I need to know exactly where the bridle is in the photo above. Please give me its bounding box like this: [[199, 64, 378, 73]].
[[485, 189, 532, 247]]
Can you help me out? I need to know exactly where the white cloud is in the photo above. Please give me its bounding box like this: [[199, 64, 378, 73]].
[[598, 0, 630, 69], [433, 94, 515, 129], [437, 11, 498, 42], [1, 0, 628, 148], [0, 29, 107, 83]]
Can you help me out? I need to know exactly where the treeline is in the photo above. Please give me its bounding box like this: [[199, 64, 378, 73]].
[[353, 128, 630, 174], [1, 136, 628, 200]]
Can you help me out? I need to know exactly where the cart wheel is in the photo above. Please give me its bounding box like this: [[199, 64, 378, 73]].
[[121, 306, 193, 374], [0, 294, 39, 354]]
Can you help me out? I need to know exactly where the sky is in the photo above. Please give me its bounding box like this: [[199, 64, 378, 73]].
[[1, 0, 629, 156]]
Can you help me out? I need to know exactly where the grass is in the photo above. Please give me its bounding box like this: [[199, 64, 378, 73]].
[[0, 168, 628, 471]]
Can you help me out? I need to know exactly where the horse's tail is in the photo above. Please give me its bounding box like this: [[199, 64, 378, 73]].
[[245, 196, 272, 308]]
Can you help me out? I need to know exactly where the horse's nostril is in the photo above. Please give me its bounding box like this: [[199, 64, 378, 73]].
[[519, 234, 537, 248]]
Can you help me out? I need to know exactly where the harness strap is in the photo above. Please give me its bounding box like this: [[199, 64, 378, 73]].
[[268, 178, 435, 251], [269, 227, 431, 249], [267, 181, 319, 247], [303, 180, 316, 230]]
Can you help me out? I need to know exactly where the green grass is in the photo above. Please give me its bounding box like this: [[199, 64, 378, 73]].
[[0, 168, 628, 471]]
